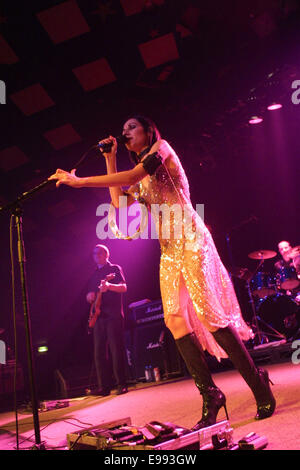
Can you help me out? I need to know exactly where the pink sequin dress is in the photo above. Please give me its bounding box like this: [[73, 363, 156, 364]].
[[134, 152, 253, 360]]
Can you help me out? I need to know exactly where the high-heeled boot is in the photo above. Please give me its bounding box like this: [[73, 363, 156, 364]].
[[212, 325, 276, 420], [176, 333, 229, 430]]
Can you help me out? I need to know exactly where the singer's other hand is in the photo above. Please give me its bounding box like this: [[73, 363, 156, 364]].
[[48, 168, 81, 188], [98, 135, 117, 157]]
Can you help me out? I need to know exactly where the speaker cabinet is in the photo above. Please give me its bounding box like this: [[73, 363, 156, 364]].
[[132, 321, 183, 380], [0, 360, 24, 394]]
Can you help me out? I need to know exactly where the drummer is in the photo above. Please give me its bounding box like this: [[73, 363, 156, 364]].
[[274, 241, 294, 271], [275, 240, 300, 294]]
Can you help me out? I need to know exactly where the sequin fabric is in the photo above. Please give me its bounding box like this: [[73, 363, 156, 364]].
[[135, 154, 253, 360]]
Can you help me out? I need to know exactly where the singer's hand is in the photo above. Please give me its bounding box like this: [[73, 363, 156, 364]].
[[98, 135, 117, 158], [48, 168, 82, 188]]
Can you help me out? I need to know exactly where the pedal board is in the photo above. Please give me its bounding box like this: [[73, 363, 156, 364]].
[[66, 417, 235, 450]]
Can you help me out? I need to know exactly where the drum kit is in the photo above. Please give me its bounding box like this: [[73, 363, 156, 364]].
[[232, 247, 300, 346]]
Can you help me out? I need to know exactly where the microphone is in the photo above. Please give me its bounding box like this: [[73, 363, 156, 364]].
[[97, 135, 128, 153]]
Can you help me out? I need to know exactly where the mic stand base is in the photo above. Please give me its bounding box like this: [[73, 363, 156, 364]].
[[30, 442, 47, 451]]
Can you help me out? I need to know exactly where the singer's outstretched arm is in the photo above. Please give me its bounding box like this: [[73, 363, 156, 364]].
[[49, 138, 174, 193], [48, 163, 148, 189]]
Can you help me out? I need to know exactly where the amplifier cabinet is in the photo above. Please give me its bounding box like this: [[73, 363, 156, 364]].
[[0, 361, 24, 394], [132, 320, 183, 380], [130, 300, 164, 325]]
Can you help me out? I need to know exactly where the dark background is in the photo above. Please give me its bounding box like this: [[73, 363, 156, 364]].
[[1, 0, 300, 398]]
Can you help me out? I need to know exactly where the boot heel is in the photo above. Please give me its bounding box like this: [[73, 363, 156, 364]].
[[261, 368, 274, 386], [223, 404, 229, 421], [191, 388, 227, 431]]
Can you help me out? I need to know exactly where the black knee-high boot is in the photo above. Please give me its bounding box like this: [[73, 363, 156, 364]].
[[212, 325, 276, 420], [176, 333, 228, 430]]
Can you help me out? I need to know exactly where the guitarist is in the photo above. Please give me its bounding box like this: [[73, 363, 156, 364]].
[[86, 244, 128, 396]]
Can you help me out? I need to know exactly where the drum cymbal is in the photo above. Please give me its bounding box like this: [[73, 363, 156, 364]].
[[248, 250, 277, 260]]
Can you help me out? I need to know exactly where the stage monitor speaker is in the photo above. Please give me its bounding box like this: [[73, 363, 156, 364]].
[[132, 320, 183, 380]]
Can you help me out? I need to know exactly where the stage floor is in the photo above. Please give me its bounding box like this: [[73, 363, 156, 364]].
[[0, 361, 299, 451]]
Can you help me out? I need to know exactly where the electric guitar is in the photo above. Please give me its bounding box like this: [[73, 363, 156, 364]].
[[88, 273, 115, 328]]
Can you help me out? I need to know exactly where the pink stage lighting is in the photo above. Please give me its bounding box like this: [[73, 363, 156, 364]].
[[267, 103, 282, 111], [249, 116, 263, 125]]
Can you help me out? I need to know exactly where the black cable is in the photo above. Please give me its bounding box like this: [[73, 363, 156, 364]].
[[3, 415, 93, 431], [68, 433, 85, 451], [12, 417, 94, 450], [3, 415, 95, 449], [61, 417, 94, 428], [73, 145, 98, 170]]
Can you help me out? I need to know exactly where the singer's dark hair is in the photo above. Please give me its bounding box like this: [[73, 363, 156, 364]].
[[126, 115, 161, 165]]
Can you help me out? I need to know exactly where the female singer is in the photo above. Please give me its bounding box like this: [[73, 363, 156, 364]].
[[49, 115, 275, 429]]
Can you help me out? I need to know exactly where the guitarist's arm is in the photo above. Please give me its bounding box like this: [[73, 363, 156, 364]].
[[108, 283, 127, 293], [99, 279, 127, 293]]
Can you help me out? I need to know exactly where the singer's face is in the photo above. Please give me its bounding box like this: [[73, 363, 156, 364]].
[[122, 119, 149, 154]]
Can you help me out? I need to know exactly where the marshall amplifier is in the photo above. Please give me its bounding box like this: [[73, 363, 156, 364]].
[[132, 320, 184, 381], [130, 300, 164, 325]]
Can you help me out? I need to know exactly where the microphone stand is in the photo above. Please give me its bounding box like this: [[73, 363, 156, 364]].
[[15, 206, 43, 448], [0, 145, 96, 450], [0, 180, 54, 450]]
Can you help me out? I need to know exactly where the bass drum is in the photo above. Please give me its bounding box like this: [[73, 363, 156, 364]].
[[258, 294, 300, 339], [250, 271, 276, 299], [277, 266, 300, 290]]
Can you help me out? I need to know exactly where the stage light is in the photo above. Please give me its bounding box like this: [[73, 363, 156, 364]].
[[267, 103, 282, 111], [249, 116, 263, 125], [38, 346, 48, 354]]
